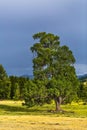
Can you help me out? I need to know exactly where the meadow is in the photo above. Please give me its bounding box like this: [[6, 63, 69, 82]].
[[0, 100, 87, 130]]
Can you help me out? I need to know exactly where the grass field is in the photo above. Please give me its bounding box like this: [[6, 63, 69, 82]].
[[0, 100, 87, 130], [0, 115, 87, 130]]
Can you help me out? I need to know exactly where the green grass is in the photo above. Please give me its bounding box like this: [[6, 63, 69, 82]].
[[0, 100, 87, 118]]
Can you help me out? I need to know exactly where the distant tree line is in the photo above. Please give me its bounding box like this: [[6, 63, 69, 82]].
[[0, 32, 87, 111], [0, 64, 29, 100]]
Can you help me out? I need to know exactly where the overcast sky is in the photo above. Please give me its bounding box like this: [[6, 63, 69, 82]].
[[0, 0, 87, 76]]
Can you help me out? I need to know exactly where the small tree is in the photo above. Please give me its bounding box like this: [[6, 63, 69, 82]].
[[0, 64, 7, 80], [0, 64, 11, 99], [18, 77, 29, 100], [24, 32, 79, 111], [13, 83, 20, 100], [9, 76, 18, 99], [78, 82, 87, 103]]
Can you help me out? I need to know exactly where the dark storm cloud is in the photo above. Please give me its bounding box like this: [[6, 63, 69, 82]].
[[0, 0, 86, 75]]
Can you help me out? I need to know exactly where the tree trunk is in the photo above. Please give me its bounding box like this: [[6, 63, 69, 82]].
[[55, 96, 62, 112]]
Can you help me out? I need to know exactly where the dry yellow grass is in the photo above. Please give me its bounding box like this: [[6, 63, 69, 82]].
[[0, 115, 87, 130]]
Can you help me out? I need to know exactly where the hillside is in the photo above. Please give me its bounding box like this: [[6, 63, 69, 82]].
[[21, 74, 33, 79], [78, 74, 87, 81]]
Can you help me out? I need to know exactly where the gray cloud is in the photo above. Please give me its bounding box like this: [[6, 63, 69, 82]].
[[0, 0, 86, 75]]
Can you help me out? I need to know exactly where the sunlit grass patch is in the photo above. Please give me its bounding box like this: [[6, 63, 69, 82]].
[[0, 100, 87, 118]]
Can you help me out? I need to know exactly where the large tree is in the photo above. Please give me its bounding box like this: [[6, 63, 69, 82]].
[[24, 32, 79, 111]]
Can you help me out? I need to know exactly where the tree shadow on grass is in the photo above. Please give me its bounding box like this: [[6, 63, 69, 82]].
[[0, 104, 50, 115], [0, 104, 75, 116]]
